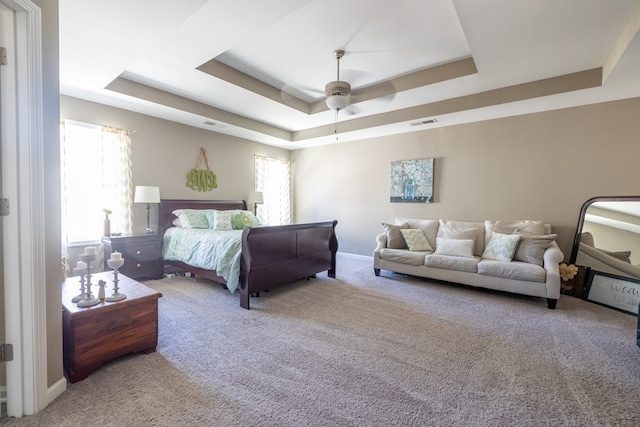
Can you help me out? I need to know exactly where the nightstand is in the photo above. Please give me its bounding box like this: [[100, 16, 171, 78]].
[[102, 234, 163, 280]]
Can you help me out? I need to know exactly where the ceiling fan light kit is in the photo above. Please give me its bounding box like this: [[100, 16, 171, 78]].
[[325, 49, 352, 112]]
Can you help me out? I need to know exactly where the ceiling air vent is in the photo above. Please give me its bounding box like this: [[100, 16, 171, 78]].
[[410, 118, 438, 127], [203, 121, 216, 126]]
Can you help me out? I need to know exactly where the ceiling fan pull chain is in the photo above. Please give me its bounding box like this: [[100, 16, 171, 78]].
[[334, 111, 339, 140]]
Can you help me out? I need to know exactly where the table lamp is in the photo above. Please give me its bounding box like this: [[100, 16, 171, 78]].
[[248, 191, 263, 215], [134, 186, 160, 233]]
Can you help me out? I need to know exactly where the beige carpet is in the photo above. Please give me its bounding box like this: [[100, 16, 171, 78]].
[[5, 256, 640, 426]]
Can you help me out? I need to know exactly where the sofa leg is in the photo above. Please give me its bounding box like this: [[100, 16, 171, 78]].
[[547, 298, 558, 309], [374, 268, 380, 276]]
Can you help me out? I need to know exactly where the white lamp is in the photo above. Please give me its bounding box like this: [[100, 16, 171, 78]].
[[134, 186, 160, 234], [248, 191, 264, 215]]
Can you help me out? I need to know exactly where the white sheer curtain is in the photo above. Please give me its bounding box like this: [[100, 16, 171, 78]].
[[254, 155, 291, 225], [61, 121, 133, 264]]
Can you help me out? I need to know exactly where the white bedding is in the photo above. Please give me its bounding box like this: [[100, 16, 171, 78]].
[[162, 227, 243, 292]]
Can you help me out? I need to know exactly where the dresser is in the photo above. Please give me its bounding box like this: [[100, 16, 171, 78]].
[[102, 233, 163, 280], [62, 271, 162, 383]]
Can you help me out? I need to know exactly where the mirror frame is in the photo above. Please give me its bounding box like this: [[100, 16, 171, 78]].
[[569, 195, 640, 265]]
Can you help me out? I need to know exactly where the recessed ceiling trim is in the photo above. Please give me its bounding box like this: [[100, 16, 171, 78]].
[[107, 67, 602, 145], [105, 77, 293, 141]]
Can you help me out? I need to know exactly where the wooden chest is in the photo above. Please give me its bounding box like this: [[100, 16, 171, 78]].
[[62, 272, 162, 383]]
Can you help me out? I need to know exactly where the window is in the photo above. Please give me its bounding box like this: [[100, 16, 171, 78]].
[[254, 155, 291, 225], [61, 120, 133, 244]]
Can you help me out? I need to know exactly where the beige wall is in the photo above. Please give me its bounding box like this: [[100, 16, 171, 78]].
[[35, 0, 63, 387], [60, 96, 291, 233], [292, 97, 640, 259]]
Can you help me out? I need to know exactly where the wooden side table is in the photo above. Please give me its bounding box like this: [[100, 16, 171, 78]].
[[62, 271, 163, 383], [102, 233, 163, 280]]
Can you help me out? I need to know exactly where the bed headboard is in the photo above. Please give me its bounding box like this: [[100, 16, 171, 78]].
[[159, 199, 247, 235]]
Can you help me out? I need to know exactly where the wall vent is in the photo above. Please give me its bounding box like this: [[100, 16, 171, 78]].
[[410, 118, 438, 127]]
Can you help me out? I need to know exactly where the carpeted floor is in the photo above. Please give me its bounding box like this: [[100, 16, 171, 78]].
[[5, 255, 640, 426]]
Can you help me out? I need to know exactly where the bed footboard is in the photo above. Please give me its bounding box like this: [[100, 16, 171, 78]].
[[239, 220, 338, 309]]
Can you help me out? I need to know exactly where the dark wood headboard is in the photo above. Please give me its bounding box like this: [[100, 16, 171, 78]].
[[159, 199, 247, 235]]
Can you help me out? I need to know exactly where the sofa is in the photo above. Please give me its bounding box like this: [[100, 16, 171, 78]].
[[373, 218, 565, 309]]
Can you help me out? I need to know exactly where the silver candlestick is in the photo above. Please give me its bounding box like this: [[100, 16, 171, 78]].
[[106, 257, 127, 302], [77, 252, 100, 307], [71, 267, 87, 303]]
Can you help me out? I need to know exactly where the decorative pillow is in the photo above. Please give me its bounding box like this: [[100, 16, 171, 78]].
[[485, 220, 546, 246], [434, 238, 475, 258], [383, 222, 409, 249], [233, 211, 260, 230], [172, 209, 209, 229], [441, 226, 477, 240], [598, 248, 632, 263], [513, 234, 557, 266], [212, 210, 234, 231], [400, 229, 433, 251], [438, 220, 485, 257], [482, 232, 522, 262]]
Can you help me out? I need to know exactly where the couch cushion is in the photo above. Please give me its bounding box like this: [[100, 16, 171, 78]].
[[513, 234, 557, 266], [382, 222, 409, 249], [380, 248, 428, 266], [481, 232, 522, 262], [485, 220, 546, 243], [395, 218, 439, 250], [400, 229, 433, 251], [438, 220, 485, 257], [435, 238, 475, 258], [477, 260, 546, 282], [425, 254, 480, 273]]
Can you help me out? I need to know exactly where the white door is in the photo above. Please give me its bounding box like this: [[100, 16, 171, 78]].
[[1, 0, 48, 417]]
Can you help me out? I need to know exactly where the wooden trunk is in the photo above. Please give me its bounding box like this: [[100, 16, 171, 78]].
[[62, 272, 162, 383]]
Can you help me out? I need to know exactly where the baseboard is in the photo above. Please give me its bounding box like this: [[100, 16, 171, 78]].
[[46, 376, 67, 406]]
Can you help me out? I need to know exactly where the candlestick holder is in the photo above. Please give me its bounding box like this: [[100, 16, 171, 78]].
[[106, 257, 127, 302], [77, 253, 100, 307], [71, 267, 87, 303]]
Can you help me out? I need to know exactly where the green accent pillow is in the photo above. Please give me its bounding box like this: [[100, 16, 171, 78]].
[[400, 229, 433, 251], [233, 211, 260, 230]]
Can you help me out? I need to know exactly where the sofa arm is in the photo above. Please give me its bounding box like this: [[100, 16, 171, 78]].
[[375, 233, 387, 253], [543, 241, 564, 300]]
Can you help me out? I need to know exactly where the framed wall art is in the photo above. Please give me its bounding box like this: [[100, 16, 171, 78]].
[[584, 270, 640, 315], [390, 158, 434, 203]]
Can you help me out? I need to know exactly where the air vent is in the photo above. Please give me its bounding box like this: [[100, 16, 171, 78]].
[[410, 118, 438, 127], [203, 120, 216, 126]]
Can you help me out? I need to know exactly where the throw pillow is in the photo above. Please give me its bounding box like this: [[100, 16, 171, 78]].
[[598, 248, 632, 263], [513, 234, 557, 266], [400, 229, 433, 251], [212, 210, 234, 231], [233, 211, 260, 230], [434, 238, 475, 258], [383, 222, 409, 249], [172, 209, 209, 229], [482, 232, 522, 262], [440, 226, 477, 240]]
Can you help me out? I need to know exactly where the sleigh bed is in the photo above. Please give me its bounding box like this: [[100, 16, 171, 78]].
[[159, 199, 338, 309]]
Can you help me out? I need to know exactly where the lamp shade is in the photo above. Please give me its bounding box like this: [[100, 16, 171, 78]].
[[248, 191, 264, 205], [134, 186, 160, 204]]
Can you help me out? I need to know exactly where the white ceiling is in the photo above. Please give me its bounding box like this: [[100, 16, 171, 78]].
[[59, 0, 640, 150]]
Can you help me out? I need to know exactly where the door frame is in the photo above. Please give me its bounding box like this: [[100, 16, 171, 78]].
[[1, 0, 50, 417]]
